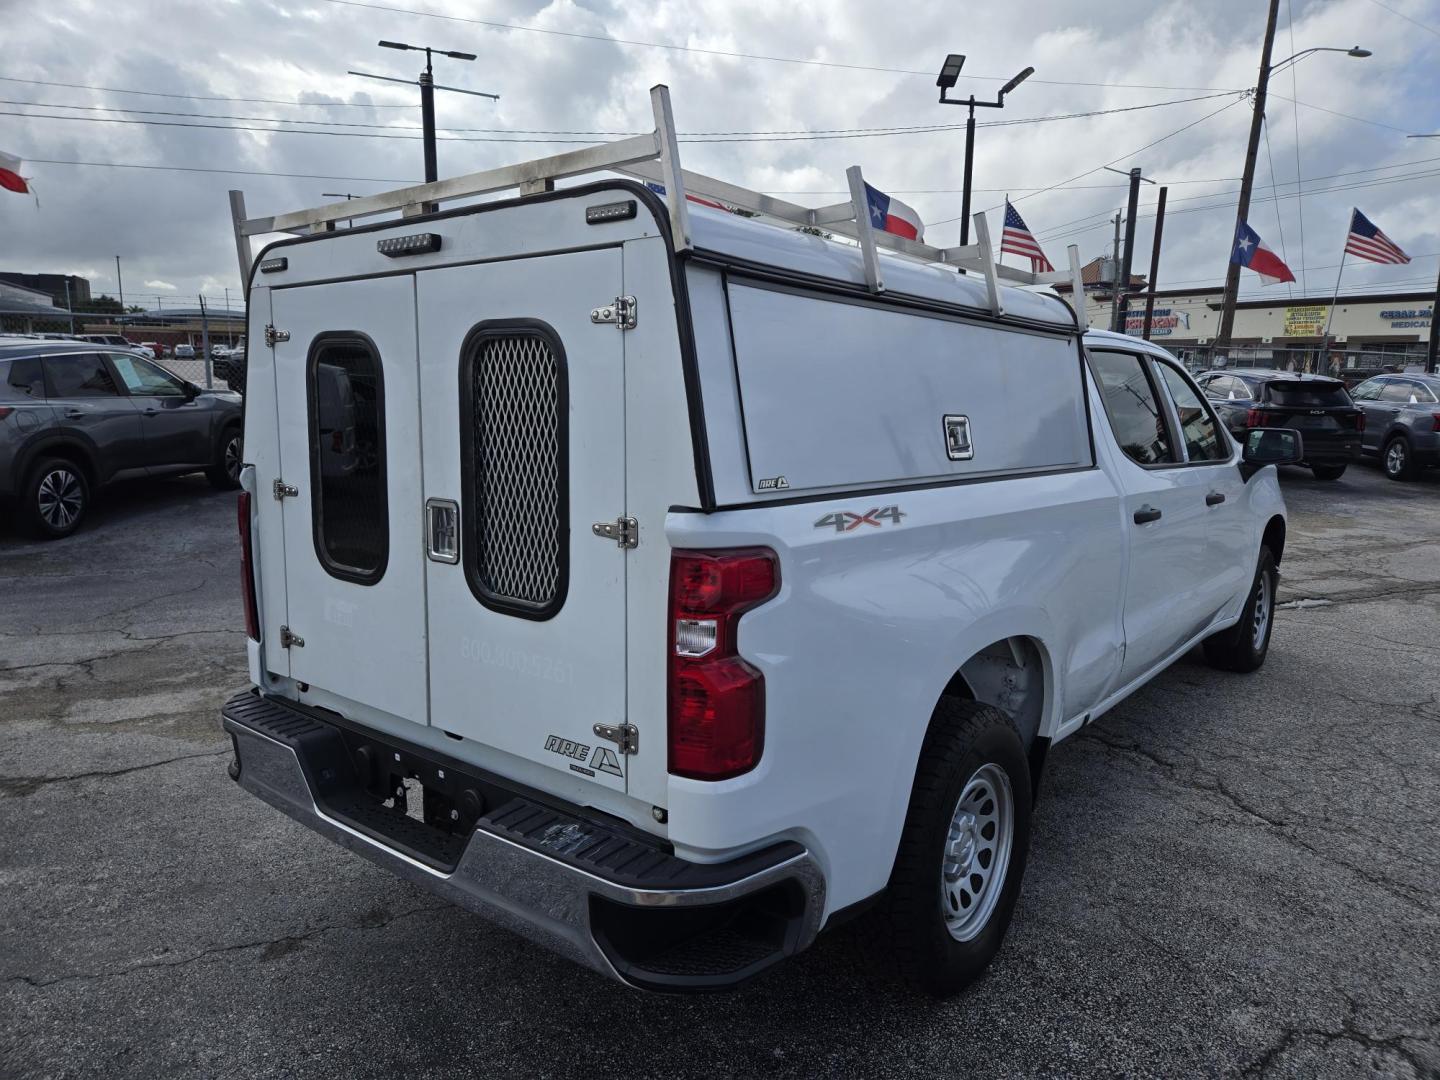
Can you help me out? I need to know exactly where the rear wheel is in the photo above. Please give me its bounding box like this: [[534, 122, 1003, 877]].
[[1203, 545, 1276, 673], [207, 426, 242, 490], [871, 699, 1031, 996], [1310, 464, 1346, 481], [1383, 435, 1415, 481], [22, 457, 90, 539]]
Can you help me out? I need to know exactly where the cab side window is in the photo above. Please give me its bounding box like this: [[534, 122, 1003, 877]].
[[1089, 350, 1175, 466], [1157, 361, 1225, 461], [110, 352, 186, 396], [1379, 380, 1416, 403]]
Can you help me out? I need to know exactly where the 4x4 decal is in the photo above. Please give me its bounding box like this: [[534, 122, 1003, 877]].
[[814, 506, 906, 533]]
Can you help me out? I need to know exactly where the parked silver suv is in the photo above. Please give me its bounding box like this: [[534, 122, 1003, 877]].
[[1349, 372, 1440, 481], [0, 338, 244, 538]]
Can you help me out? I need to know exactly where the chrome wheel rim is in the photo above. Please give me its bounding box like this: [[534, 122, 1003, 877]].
[[1386, 441, 1406, 476], [941, 762, 1014, 942], [223, 434, 242, 482], [1252, 567, 1272, 649], [36, 468, 83, 530]]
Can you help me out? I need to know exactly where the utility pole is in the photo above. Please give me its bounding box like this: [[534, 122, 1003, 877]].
[[1109, 211, 1123, 333], [115, 254, 125, 312], [64, 279, 75, 335], [1217, 0, 1282, 348], [1120, 168, 1143, 304], [1142, 186, 1170, 341]]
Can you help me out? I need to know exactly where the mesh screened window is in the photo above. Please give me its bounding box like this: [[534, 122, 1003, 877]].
[[461, 326, 567, 618], [308, 337, 388, 583]]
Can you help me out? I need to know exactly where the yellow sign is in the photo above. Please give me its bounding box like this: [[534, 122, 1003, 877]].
[[1283, 305, 1328, 336]]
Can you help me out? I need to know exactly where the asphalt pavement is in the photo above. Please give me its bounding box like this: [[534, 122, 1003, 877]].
[[2, 463, 1438, 1079]]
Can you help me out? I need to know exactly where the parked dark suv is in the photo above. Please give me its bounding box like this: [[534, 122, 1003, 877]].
[[1349, 372, 1440, 481], [1196, 368, 1363, 481], [0, 339, 243, 538]]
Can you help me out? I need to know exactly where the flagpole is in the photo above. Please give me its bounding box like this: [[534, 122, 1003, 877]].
[[1319, 214, 1350, 375]]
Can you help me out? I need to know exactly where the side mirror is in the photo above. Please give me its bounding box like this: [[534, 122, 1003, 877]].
[[1240, 427, 1304, 480], [183, 381, 201, 400]]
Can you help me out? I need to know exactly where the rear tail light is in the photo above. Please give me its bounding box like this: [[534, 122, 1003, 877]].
[[237, 491, 260, 642], [1431, 414, 1440, 432], [0, 406, 13, 420], [1354, 412, 1366, 432], [668, 548, 779, 781], [1246, 408, 1266, 427]]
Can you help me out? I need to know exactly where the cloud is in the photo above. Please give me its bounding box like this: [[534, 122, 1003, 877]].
[[1, 0, 1436, 309]]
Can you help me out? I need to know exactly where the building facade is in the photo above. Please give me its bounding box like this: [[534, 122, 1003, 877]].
[[0, 272, 92, 308]]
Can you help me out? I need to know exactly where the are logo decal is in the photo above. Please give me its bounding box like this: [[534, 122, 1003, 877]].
[[543, 734, 590, 761], [814, 505, 906, 533]]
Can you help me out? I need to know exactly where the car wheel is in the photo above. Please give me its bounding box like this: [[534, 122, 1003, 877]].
[[207, 427, 243, 490], [1383, 436, 1415, 482], [1203, 545, 1277, 673], [869, 698, 1032, 996], [23, 457, 90, 539], [1310, 464, 1347, 481]]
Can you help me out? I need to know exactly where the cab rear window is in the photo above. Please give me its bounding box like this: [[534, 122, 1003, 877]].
[[1266, 382, 1351, 408]]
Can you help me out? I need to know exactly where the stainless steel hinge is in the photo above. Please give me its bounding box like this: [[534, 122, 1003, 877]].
[[264, 324, 290, 347], [591, 516, 639, 549], [272, 478, 298, 500], [279, 625, 305, 649], [593, 722, 639, 755], [589, 295, 637, 330]]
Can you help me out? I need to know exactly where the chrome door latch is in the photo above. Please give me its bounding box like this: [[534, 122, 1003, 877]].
[[590, 295, 637, 330], [425, 498, 460, 563], [279, 625, 305, 649], [593, 722, 639, 755], [264, 324, 290, 346], [273, 478, 298, 500], [592, 516, 639, 548]]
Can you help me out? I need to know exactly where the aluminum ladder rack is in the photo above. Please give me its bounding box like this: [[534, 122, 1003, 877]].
[[229, 84, 1086, 320]]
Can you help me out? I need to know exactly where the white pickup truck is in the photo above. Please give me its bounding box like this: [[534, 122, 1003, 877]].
[[222, 91, 1300, 995]]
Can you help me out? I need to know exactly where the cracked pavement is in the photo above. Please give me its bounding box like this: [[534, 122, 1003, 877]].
[[2, 466, 1439, 1079]]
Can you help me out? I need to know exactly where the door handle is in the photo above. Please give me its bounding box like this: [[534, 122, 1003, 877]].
[[1133, 505, 1162, 524], [142, 407, 158, 416], [425, 498, 460, 563], [1205, 492, 1226, 506], [63, 408, 84, 419]]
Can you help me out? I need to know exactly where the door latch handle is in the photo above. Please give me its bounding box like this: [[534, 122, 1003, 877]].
[[64, 408, 84, 419], [1205, 492, 1226, 506], [1133, 505, 1162, 524], [425, 498, 459, 563]]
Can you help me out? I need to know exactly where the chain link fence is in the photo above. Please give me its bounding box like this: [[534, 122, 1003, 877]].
[[1162, 342, 1433, 386]]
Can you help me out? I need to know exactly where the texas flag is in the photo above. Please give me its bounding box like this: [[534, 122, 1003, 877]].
[[863, 182, 924, 242], [0, 150, 29, 195], [1231, 221, 1295, 285]]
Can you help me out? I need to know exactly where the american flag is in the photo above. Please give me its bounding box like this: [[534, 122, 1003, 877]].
[[1001, 200, 1054, 272], [1344, 208, 1411, 265]]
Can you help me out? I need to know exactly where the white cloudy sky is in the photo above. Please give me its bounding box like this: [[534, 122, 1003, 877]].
[[1, 0, 1438, 313]]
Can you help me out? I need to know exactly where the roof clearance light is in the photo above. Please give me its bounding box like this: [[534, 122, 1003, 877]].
[[258, 257, 288, 274], [377, 233, 442, 258], [586, 200, 637, 224]]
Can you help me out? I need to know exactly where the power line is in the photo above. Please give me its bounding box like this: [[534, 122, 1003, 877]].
[[0, 91, 1244, 143], [314, 0, 1246, 91], [1268, 92, 1414, 135], [26, 157, 418, 185], [1261, 115, 1293, 299], [1363, 0, 1440, 40], [0, 74, 415, 108]]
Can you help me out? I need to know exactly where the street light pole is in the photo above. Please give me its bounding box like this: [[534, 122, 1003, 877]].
[[936, 54, 1034, 247], [115, 254, 125, 312], [1216, 19, 1371, 347]]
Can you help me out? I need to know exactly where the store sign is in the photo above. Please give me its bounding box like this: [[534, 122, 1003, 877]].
[[1379, 307, 1432, 329], [1121, 307, 1191, 337], [1283, 305, 1328, 336]]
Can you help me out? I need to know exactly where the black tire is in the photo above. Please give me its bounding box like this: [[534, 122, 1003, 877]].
[[22, 457, 90, 539], [1383, 435, 1416, 482], [1310, 464, 1347, 481], [1203, 545, 1277, 673], [206, 426, 242, 490], [869, 699, 1032, 997]]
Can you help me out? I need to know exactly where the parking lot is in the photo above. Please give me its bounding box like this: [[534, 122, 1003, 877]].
[[2, 464, 1437, 1079]]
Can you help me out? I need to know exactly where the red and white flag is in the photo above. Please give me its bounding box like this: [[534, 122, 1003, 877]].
[[1000, 200, 1054, 272], [862, 182, 924, 242], [1344, 208, 1410, 265], [0, 150, 29, 194]]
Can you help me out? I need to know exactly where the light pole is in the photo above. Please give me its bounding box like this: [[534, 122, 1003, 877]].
[[114, 254, 125, 312], [1215, 6, 1370, 347], [936, 54, 1034, 247]]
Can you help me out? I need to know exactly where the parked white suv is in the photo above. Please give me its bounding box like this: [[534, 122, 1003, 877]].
[[223, 179, 1299, 995]]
